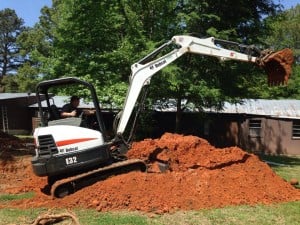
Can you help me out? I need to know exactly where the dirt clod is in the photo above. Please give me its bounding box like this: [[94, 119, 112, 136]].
[[1, 132, 299, 213], [290, 178, 299, 186]]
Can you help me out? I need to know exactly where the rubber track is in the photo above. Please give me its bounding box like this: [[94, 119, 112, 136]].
[[50, 158, 146, 198]]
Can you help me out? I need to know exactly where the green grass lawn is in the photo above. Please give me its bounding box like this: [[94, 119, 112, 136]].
[[259, 154, 300, 189], [0, 202, 299, 225], [0, 155, 299, 225]]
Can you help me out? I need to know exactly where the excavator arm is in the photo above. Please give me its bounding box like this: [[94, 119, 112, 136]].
[[115, 35, 293, 140]]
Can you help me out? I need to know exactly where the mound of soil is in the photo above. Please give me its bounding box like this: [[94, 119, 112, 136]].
[[0, 133, 299, 213], [0, 131, 26, 150], [0, 131, 33, 162], [260, 48, 294, 85]]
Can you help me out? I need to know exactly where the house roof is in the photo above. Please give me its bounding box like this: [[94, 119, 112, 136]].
[[0, 93, 33, 100], [154, 98, 300, 119], [205, 99, 300, 119], [29, 95, 300, 119], [29, 96, 95, 108]]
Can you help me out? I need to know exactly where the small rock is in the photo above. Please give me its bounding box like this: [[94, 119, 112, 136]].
[[290, 178, 299, 185]]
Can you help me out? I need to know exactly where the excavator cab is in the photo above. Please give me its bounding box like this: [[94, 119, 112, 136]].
[[36, 77, 107, 131], [32, 77, 112, 180]]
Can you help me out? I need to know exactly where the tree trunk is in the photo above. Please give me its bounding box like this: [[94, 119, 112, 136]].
[[0, 76, 4, 93], [175, 97, 182, 133]]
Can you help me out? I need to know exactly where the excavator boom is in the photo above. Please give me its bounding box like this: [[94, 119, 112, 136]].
[[116, 35, 294, 137]]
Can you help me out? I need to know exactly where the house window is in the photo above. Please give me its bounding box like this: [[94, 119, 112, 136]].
[[204, 121, 210, 136], [249, 119, 261, 137], [292, 120, 300, 138]]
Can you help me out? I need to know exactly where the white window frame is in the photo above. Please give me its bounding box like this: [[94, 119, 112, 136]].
[[292, 120, 300, 139], [249, 119, 262, 138]]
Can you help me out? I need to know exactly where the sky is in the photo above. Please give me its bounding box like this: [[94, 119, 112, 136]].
[[0, 0, 299, 27], [280, 0, 300, 9], [0, 0, 51, 27]]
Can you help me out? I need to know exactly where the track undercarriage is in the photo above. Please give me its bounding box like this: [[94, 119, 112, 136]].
[[48, 158, 146, 198]]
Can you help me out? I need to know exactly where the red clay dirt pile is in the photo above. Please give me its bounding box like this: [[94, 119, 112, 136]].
[[1, 132, 300, 213]]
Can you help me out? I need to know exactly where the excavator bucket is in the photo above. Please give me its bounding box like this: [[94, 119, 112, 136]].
[[257, 48, 294, 86]]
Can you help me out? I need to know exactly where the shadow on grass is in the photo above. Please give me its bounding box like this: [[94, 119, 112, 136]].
[[258, 154, 300, 166], [257, 154, 300, 189]]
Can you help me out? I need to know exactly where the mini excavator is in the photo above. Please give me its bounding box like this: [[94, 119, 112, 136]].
[[31, 35, 294, 197]]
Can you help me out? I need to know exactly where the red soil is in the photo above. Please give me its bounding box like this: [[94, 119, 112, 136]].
[[260, 48, 294, 85], [0, 132, 299, 213]]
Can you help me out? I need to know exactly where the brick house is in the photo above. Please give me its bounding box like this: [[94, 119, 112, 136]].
[[203, 99, 300, 155], [2, 94, 300, 155]]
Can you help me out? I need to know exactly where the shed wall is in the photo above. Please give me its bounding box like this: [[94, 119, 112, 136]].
[[0, 96, 37, 134], [237, 116, 299, 155]]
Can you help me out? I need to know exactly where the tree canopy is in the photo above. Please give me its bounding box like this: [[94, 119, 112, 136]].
[[1, 0, 300, 131], [0, 8, 26, 91], [260, 4, 300, 99]]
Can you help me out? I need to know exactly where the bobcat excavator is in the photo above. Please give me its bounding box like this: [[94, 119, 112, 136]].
[[31, 35, 294, 198]]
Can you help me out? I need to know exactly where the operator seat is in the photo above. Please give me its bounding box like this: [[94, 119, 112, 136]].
[[48, 105, 82, 127], [49, 104, 61, 120]]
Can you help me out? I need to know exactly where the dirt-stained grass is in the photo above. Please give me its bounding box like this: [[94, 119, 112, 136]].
[[0, 201, 299, 225], [0, 154, 299, 225]]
